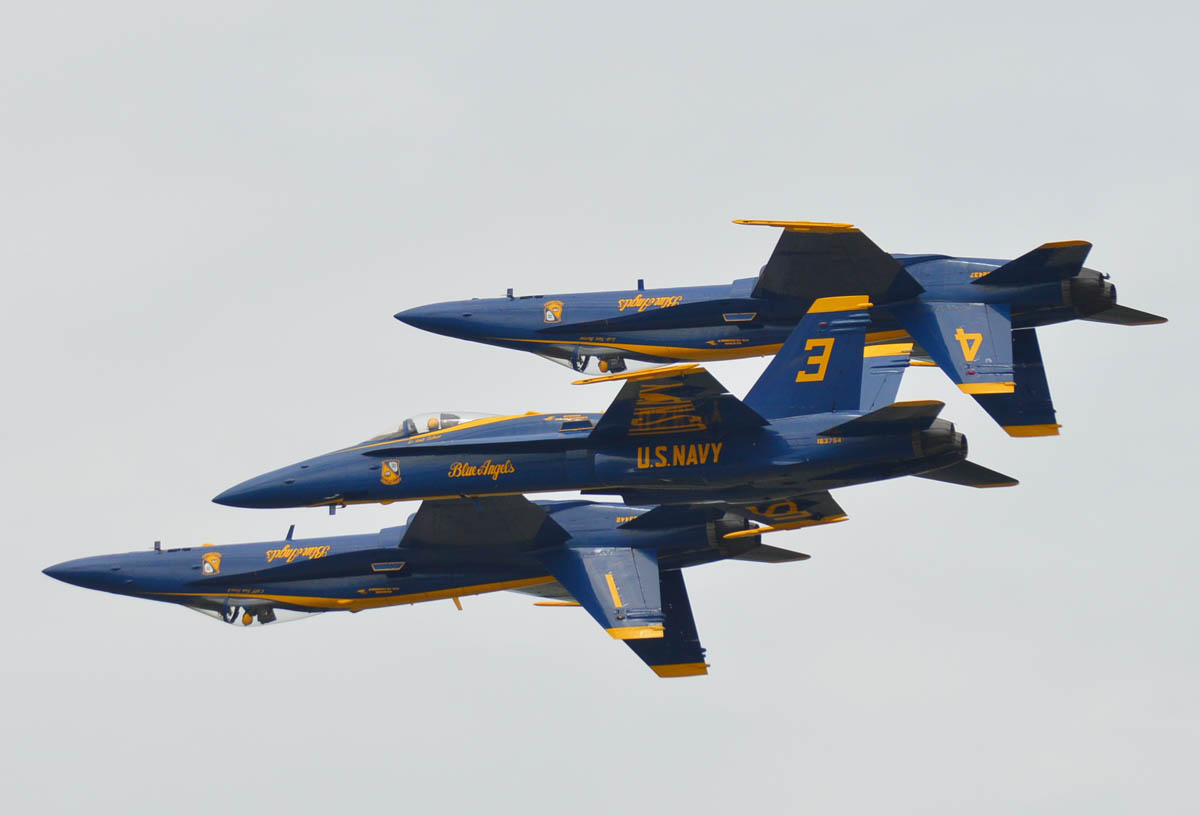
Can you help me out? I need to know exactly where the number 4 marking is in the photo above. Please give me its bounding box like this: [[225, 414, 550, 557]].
[[954, 328, 983, 362], [796, 338, 834, 382]]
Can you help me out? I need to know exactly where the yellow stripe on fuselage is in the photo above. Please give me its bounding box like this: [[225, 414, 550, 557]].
[[493, 331, 911, 363], [153, 576, 556, 612]]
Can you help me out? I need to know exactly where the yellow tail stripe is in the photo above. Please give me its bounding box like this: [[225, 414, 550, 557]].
[[958, 382, 1016, 395], [607, 625, 664, 640], [651, 662, 710, 677], [1003, 424, 1062, 437], [809, 295, 873, 313]]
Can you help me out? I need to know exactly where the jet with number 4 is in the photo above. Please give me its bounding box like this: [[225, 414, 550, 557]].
[[46, 495, 820, 677], [396, 220, 1166, 437], [215, 295, 1017, 530]]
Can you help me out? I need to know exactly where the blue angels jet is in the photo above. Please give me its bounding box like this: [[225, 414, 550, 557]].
[[215, 296, 1016, 529], [396, 220, 1166, 437], [45, 496, 816, 677]]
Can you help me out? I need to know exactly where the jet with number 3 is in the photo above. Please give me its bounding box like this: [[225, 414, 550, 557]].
[[215, 296, 1017, 532], [396, 220, 1165, 437]]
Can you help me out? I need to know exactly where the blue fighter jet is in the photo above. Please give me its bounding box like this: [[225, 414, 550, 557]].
[[46, 496, 816, 677], [215, 296, 1016, 530], [396, 220, 1166, 437]]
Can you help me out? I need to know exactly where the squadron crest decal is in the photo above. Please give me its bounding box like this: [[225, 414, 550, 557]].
[[543, 300, 564, 323], [380, 459, 402, 485], [201, 552, 222, 575]]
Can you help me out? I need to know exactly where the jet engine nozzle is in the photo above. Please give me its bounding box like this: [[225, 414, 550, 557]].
[[914, 418, 967, 461], [1067, 268, 1118, 318]]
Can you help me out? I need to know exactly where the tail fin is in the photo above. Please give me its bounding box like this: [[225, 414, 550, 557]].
[[972, 328, 1060, 437], [891, 301, 1014, 394], [744, 296, 872, 419]]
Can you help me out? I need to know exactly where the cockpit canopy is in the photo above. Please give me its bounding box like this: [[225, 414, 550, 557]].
[[367, 411, 496, 442]]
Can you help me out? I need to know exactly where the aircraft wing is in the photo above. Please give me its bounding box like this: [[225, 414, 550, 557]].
[[736, 220, 923, 302], [577, 364, 767, 442], [536, 545, 666, 640], [400, 495, 570, 552], [623, 569, 708, 677]]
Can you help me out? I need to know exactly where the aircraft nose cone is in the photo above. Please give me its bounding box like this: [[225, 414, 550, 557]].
[[213, 473, 284, 508], [43, 556, 128, 592], [394, 302, 473, 336]]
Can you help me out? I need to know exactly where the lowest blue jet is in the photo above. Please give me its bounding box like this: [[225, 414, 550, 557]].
[[396, 220, 1166, 437], [215, 296, 1016, 532], [45, 495, 817, 677]]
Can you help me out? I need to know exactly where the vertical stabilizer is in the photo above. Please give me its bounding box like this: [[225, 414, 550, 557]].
[[744, 296, 872, 418]]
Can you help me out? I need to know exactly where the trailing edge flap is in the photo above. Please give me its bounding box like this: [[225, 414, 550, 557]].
[[589, 366, 767, 442], [1082, 304, 1168, 326], [972, 328, 1059, 437], [737, 220, 923, 301], [915, 460, 1018, 488], [730, 544, 811, 563], [890, 301, 1014, 391], [624, 569, 708, 677], [820, 400, 945, 436], [972, 241, 1091, 286], [400, 495, 570, 552], [536, 546, 665, 639]]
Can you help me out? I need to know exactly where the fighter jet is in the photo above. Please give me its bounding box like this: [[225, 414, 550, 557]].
[[45, 496, 816, 677], [215, 296, 1015, 527], [396, 220, 1166, 437]]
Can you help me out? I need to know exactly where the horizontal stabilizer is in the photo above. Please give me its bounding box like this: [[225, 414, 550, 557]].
[[730, 544, 811, 563], [821, 400, 944, 436], [916, 460, 1018, 488], [536, 545, 664, 640], [401, 496, 569, 551], [737, 220, 923, 301], [624, 570, 708, 677], [1082, 304, 1168, 326], [972, 240, 1092, 286]]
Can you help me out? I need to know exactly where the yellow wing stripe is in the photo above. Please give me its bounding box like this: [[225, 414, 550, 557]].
[[604, 572, 624, 608], [733, 219, 856, 233], [573, 363, 700, 386]]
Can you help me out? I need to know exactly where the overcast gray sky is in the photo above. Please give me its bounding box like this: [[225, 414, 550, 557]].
[[4, 2, 1196, 813]]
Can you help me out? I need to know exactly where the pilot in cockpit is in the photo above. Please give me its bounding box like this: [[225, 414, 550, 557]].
[[427, 416, 441, 431]]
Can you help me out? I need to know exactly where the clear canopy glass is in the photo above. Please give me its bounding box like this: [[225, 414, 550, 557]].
[[366, 411, 496, 442]]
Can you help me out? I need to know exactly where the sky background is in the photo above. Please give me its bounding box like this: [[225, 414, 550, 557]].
[[3, 2, 1196, 813]]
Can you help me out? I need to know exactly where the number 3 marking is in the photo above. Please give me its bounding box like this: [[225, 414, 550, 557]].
[[796, 338, 834, 382]]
